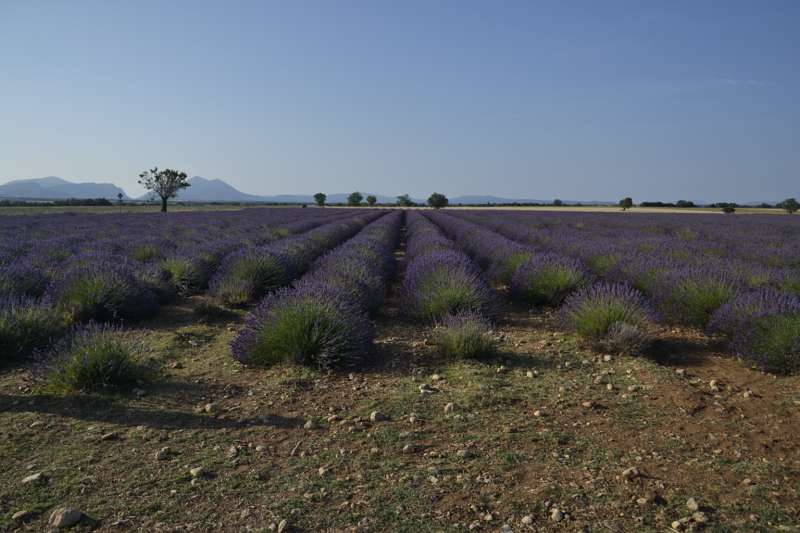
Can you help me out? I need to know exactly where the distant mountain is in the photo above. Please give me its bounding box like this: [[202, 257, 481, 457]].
[[152, 176, 270, 202], [0, 176, 129, 200]]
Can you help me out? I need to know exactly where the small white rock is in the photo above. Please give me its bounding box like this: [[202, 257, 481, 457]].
[[155, 447, 171, 461], [21, 472, 45, 484], [370, 411, 387, 422], [48, 507, 83, 529], [686, 497, 699, 512]]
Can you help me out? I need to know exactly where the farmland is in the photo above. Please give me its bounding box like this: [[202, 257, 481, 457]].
[[1, 207, 799, 532]]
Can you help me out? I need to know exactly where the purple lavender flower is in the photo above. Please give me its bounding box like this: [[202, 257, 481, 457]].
[[561, 282, 658, 349], [510, 253, 591, 306], [231, 282, 374, 370]]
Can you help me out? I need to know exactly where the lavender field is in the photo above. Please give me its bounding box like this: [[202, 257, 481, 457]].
[[2, 207, 799, 531]]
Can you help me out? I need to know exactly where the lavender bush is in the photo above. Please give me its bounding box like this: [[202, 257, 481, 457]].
[[231, 212, 401, 370], [709, 289, 800, 373], [44, 257, 159, 323], [561, 282, 657, 352], [39, 323, 147, 392], [433, 311, 498, 359], [0, 298, 65, 363], [510, 253, 590, 306]]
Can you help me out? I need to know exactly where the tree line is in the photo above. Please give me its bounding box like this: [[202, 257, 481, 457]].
[[133, 166, 798, 214], [312, 192, 449, 209]]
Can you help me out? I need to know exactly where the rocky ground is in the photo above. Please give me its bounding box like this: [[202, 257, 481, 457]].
[[1, 292, 799, 532]]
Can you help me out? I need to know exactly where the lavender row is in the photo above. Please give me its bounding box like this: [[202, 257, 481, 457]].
[[422, 210, 592, 306], [230, 211, 402, 370], [447, 210, 800, 373], [401, 212, 498, 358], [402, 211, 496, 320], [209, 211, 385, 306], [0, 207, 355, 302], [421, 210, 658, 352], [0, 208, 373, 365]]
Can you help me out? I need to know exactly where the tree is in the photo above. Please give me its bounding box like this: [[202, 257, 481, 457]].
[[619, 197, 633, 211], [722, 206, 736, 214], [347, 191, 363, 206], [313, 192, 326, 207], [366, 195, 377, 206], [676, 200, 695, 208], [427, 192, 449, 209], [397, 194, 415, 207], [138, 167, 190, 212], [553, 199, 563, 206], [117, 192, 124, 213], [777, 197, 799, 214]]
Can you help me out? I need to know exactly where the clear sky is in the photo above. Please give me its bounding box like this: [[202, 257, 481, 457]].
[[1, 1, 798, 202]]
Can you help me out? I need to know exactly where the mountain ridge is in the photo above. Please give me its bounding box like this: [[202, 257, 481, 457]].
[[0, 176, 129, 200]]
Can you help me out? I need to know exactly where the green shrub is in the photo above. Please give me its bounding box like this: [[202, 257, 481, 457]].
[[668, 278, 737, 327], [0, 301, 65, 364], [562, 283, 656, 349], [749, 315, 800, 374], [510, 255, 588, 306], [43, 324, 147, 393], [131, 244, 162, 262], [211, 251, 288, 307], [434, 312, 497, 359], [161, 257, 204, 295], [231, 286, 373, 370]]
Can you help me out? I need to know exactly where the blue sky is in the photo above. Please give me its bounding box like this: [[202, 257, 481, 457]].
[[1, 1, 798, 201]]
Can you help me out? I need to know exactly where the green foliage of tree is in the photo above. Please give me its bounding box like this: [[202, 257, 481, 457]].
[[138, 167, 190, 212], [777, 197, 799, 214], [347, 191, 363, 206], [676, 200, 695, 208], [428, 192, 449, 209], [397, 194, 415, 207], [619, 197, 633, 210], [366, 195, 377, 206], [553, 199, 563, 206], [722, 206, 736, 214], [313, 192, 326, 207]]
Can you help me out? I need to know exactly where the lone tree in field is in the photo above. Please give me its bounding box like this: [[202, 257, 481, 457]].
[[138, 167, 190, 212], [553, 198, 563, 206], [397, 194, 415, 207], [314, 192, 326, 207], [777, 197, 799, 214], [428, 192, 449, 209], [366, 195, 377, 206], [619, 197, 633, 211], [347, 191, 363, 206]]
